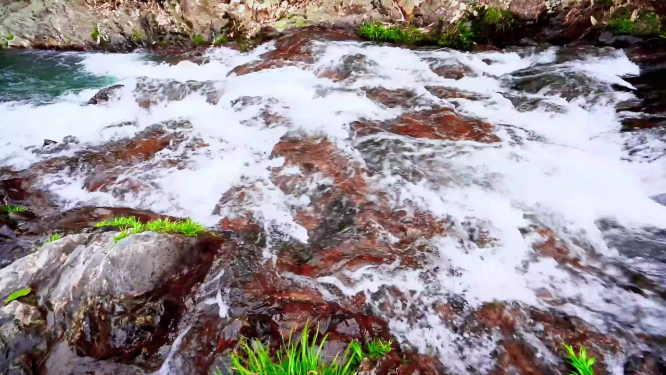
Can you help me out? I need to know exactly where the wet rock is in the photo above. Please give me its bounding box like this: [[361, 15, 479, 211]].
[[506, 67, 600, 101], [427, 61, 476, 80], [0, 301, 48, 374], [88, 84, 125, 105], [230, 28, 358, 76], [363, 88, 424, 109], [598, 31, 615, 46], [44, 342, 146, 375], [0, 230, 224, 373], [426, 86, 483, 101], [319, 54, 377, 82], [361, 107, 500, 143], [502, 94, 567, 113], [623, 352, 666, 375], [42, 139, 57, 147], [134, 79, 219, 107]]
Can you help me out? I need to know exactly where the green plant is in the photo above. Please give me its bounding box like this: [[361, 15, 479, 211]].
[[145, 218, 206, 237], [5, 34, 13, 41], [5, 287, 31, 305], [113, 228, 131, 243], [607, 10, 663, 36], [132, 31, 143, 44], [96, 216, 141, 228], [214, 35, 228, 46], [563, 344, 595, 375], [96, 216, 206, 239], [91, 26, 100, 42], [46, 233, 62, 243], [481, 7, 514, 32], [358, 22, 425, 44], [222, 323, 366, 375], [438, 21, 476, 50], [192, 34, 205, 46], [365, 338, 393, 359], [1, 205, 26, 213], [239, 42, 248, 52]]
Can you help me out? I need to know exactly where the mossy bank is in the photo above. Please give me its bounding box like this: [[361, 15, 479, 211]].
[[2, 0, 666, 52]]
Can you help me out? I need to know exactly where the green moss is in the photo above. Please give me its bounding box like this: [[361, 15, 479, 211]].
[[438, 21, 476, 50], [5, 287, 31, 305], [607, 10, 663, 36], [213, 35, 228, 46], [239, 42, 248, 52], [192, 34, 205, 46], [91, 26, 100, 42], [5, 34, 13, 41], [274, 15, 309, 32], [358, 22, 425, 44]]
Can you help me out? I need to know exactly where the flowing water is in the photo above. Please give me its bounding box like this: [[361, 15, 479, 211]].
[[1, 32, 666, 373]]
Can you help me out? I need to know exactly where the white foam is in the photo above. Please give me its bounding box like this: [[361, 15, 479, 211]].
[[2, 39, 666, 373]]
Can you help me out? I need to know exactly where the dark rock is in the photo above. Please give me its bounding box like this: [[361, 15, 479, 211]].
[[653, 194, 666, 207], [613, 35, 645, 48], [134, 79, 219, 107], [43, 139, 57, 147], [259, 26, 280, 40], [88, 84, 124, 105], [598, 31, 615, 45]]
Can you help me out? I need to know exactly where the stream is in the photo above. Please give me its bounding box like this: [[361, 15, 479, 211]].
[[1, 29, 666, 374]]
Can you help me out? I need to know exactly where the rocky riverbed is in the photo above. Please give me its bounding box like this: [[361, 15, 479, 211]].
[[2, 26, 666, 375]]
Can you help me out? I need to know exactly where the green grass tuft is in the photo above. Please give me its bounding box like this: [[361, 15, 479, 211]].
[[95, 216, 141, 228], [365, 338, 393, 359], [213, 35, 228, 46], [216, 323, 394, 375], [438, 21, 476, 50], [563, 344, 595, 375], [1, 205, 26, 213], [192, 34, 205, 46], [145, 218, 206, 237], [5, 34, 13, 41], [222, 323, 368, 375], [96, 216, 206, 242], [91, 26, 100, 42], [5, 287, 31, 305], [113, 228, 131, 244], [46, 233, 62, 243], [358, 22, 425, 44]]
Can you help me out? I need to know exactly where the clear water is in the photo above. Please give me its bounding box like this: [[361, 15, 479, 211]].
[[0, 50, 116, 103], [1, 42, 665, 373]]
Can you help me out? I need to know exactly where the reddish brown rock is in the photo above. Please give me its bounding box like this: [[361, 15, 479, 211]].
[[230, 28, 359, 76], [363, 87, 423, 108], [389, 108, 500, 142], [429, 63, 476, 80], [426, 86, 483, 101], [494, 341, 544, 375]]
